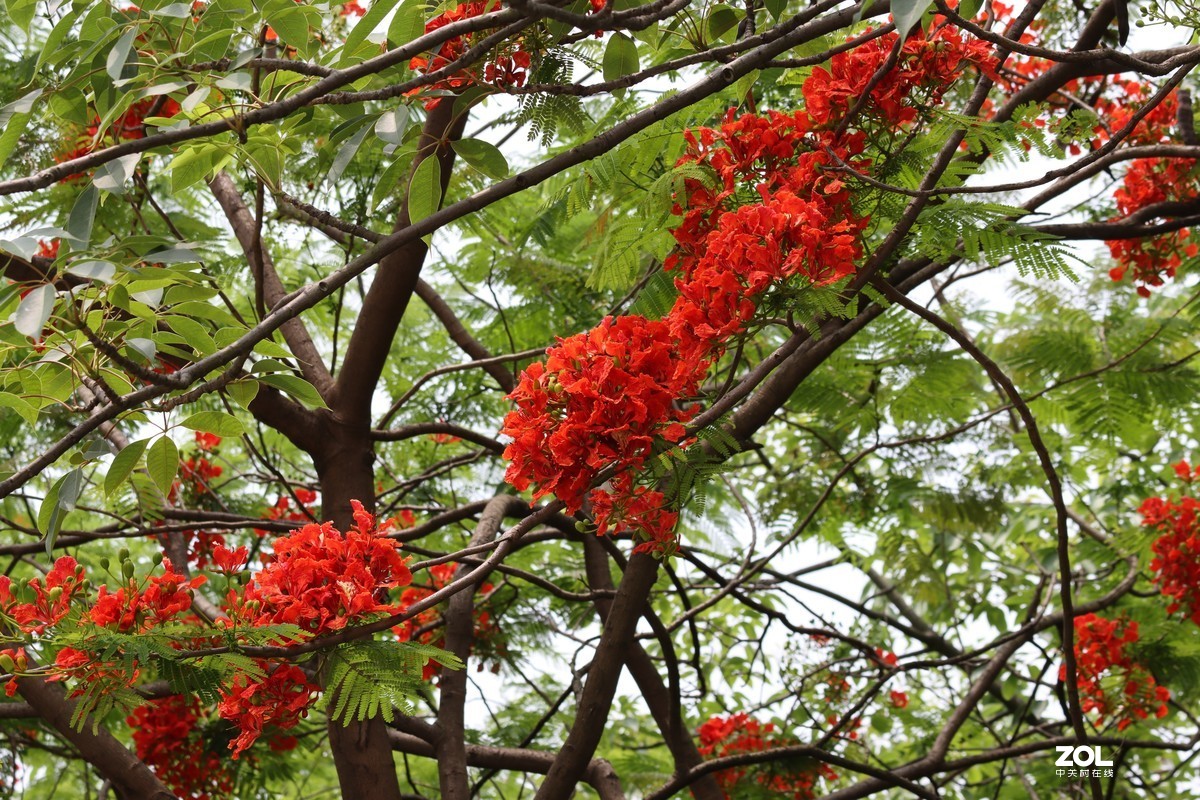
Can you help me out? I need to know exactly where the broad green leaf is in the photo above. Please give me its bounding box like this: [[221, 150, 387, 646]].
[[0, 392, 39, 425], [387, 0, 426, 48], [168, 316, 217, 355], [106, 28, 139, 84], [326, 122, 372, 187], [452, 138, 509, 180], [106, 438, 149, 497], [66, 185, 99, 249], [0, 112, 32, 170], [14, 285, 56, 338], [603, 33, 639, 84], [181, 411, 245, 438], [66, 261, 117, 282], [258, 373, 328, 408], [374, 107, 410, 146], [94, 154, 142, 193], [5, 0, 37, 32], [343, 0, 401, 57], [892, 0, 933, 36], [406, 156, 441, 225], [227, 379, 259, 410], [145, 436, 179, 498], [707, 6, 739, 40]]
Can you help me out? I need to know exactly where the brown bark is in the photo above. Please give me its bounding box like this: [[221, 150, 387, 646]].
[[16, 676, 174, 800], [582, 538, 724, 800], [533, 551, 660, 799]]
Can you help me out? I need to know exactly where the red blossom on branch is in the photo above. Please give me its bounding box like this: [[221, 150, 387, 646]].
[[697, 713, 838, 799], [1061, 613, 1169, 731]]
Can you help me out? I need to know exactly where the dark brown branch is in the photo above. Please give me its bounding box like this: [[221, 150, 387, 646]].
[[15, 676, 173, 799], [434, 496, 521, 800], [208, 171, 335, 396], [387, 730, 626, 800]]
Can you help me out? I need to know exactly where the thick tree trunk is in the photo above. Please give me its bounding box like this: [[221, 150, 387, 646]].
[[316, 417, 403, 800]]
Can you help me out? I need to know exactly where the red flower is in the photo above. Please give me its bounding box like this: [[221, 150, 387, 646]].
[[888, 690, 909, 709], [211, 544, 249, 574], [234, 500, 412, 635], [88, 559, 206, 633], [697, 713, 837, 799], [0, 556, 86, 634], [217, 663, 319, 758], [128, 696, 235, 799], [194, 431, 222, 452], [1060, 613, 1170, 730]]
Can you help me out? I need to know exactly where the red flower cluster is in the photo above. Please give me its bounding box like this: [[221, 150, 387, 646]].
[[232, 501, 412, 635], [89, 558, 206, 633], [502, 25, 995, 553], [218, 663, 318, 758], [0, 556, 86, 635], [1106, 156, 1199, 296], [1061, 613, 1169, 731], [804, 23, 995, 129], [408, 1, 532, 108], [128, 696, 235, 799], [35, 239, 59, 260], [503, 314, 702, 510], [697, 713, 837, 799], [1142, 464, 1200, 625], [394, 561, 502, 679]]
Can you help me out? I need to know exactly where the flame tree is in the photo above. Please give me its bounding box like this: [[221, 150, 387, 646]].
[[0, 0, 1199, 797]]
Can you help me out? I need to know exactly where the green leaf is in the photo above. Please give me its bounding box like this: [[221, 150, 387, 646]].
[[106, 438, 149, 497], [0, 112, 31, 170], [14, 284, 55, 338], [0, 392, 39, 426], [4, 0, 37, 31], [387, 0, 426, 48], [707, 6, 739, 40], [39, 469, 82, 555], [94, 154, 142, 194], [227, 379, 259, 410], [106, 28, 139, 84], [891, 0, 933, 36], [181, 411, 244, 438], [451, 138, 508, 180], [326, 122, 372, 187], [342, 0, 401, 57], [602, 33, 639, 84], [266, 6, 309, 49], [145, 436, 179, 499], [258, 373, 328, 408], [958, 0, 983, 19], [167, 316, 217, 356], [66, 184, 99, 249], [406, 155, 441, 225], [374, 106, 410, 146]]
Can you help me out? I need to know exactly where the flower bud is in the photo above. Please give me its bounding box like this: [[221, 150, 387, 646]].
[[0, 654, 14, 673], [99, 557, 110, 570], [122, 561, 135, 580], [118, 548, 130, 562]]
